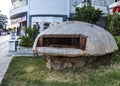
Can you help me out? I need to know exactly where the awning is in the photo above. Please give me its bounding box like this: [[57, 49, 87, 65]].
[[112, 6, 120, 13], [11, 13, 27, 25]]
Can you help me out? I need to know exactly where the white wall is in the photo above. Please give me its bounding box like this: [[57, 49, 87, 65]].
[[10, 5, 28, 17], [107, 0, 114, 5], [69, 0, 76, 13], [92, 5, 108, 14], [29, 0, 68, 16], [31, 16, 63, 32]]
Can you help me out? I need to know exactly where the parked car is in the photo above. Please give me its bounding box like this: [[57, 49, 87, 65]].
[[1, 31, 7, 35]]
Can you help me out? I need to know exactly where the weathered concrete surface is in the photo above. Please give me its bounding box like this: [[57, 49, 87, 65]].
[[17, 46, 34, 55], [45, 55, 97, 70], [33, 21, 118, 70], [33, 21, 118, 56]]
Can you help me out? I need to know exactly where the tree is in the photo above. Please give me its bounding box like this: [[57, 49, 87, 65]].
[[69, 6, 102, 24], [0, 23, 3, 29], [0, 14, 8, 29]]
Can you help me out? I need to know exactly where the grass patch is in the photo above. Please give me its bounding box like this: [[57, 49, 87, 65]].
[[1, 51, 120, 86]]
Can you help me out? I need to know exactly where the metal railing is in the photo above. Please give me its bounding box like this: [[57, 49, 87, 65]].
[[92, 0, 108, 7]]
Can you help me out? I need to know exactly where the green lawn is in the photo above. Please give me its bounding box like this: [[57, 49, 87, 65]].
[[0, 52, 120, 86]]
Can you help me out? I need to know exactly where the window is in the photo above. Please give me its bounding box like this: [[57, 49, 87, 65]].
[[44, 22, 50, 30]]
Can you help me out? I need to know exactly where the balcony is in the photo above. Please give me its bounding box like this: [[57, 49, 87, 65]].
[[10, 0, 27, 10], [92, 0, 108, 7], [10, 0, 28, 17]]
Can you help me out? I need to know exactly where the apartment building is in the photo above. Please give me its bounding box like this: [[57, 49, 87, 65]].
[[10, 0, 78, 33], [77, 0, 114, 15], [10, 0, 115, 33]]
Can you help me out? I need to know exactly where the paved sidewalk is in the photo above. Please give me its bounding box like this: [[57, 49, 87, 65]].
[[0, 35, 10, 43], [0, 39, 16, 84], [0, 39, 33, 84], [0, 56, 13, 83]]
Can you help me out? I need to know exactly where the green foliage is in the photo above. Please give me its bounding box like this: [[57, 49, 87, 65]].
[[12, 27, 16, 32], [0, 23, 3, 29], [113, 51, 120, 64], [87, 70, 120, 86], [69, 6, 102, 24], [19, 27, 39, 47], [3, 29, 8, 32], [114, 36, 120, 50], [107, 13, 120, 36], [86, 0, 92, 6], [106, 14, 111, 30], [8, 28, 12, 31]]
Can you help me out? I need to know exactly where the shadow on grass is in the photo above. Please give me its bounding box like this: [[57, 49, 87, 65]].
[[1, 80, 78, 86], [89, 51, 120, 69]]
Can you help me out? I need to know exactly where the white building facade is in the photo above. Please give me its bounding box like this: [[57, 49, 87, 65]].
[[77, 0, 114, 15], [10, 0, 115, 32], [10, 0, 77, 33]]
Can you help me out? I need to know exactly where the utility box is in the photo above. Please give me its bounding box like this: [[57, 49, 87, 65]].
[[9, 40, 18, 51]]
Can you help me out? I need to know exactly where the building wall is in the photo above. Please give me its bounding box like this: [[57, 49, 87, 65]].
[[31, 16, 63, 32], [29, 0, 68, 16], [10, 0, 115, 29], [10, 5, 28, 17], [91, 0, 114, 14], [107, 0, 114, 5], [69, 0, 76, 14], [10, 0, 74, 32], [27, 0, 71, 29], [75, 0, 114, 14]]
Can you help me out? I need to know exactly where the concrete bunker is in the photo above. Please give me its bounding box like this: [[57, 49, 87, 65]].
[[33, 21, 118, 70]]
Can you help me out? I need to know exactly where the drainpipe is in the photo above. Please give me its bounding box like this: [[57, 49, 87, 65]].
[[67, 0, 70, 18], [27, 0, 30, 27]]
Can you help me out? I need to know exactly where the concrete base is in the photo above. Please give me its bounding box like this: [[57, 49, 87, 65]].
[[44, 55, 97, 70], [17, 46, 34, 54]]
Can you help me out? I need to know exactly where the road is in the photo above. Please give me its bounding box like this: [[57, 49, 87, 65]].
[[0, 35, 10, 43]]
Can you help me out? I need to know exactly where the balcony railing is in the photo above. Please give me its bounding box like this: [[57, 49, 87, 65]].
[[92, 0, 108, 7], [10, 0, 27, 10]]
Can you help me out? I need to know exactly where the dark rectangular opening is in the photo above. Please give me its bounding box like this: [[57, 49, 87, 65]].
[[37, 35, 87, 50], [43, 37, 80, 48]]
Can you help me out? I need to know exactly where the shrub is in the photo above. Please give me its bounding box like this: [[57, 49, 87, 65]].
[[107, 13, 120, 36], [19, 27, 39, 47], [114, 36, 120, 50], [112, 36, 120, 64], [69, 6, 102, 24]]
